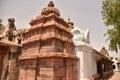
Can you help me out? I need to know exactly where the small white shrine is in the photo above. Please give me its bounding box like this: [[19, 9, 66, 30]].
[[72, 27, 113, 80]]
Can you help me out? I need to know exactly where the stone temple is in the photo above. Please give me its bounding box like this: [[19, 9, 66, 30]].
[[19, 1, 78, 80], [0, 1, 114, 80]]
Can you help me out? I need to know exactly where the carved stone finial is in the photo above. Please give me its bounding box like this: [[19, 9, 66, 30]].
[[41, 1, 60, 16], [48, 1, 54, 7], [68, 17, 70, 21], [67, 17, 74, 26], [8, 18, 15, 22], [100, 47, 109, 57]]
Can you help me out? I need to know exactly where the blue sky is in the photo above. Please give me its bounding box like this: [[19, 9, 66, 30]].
[[0, 0, 120, 58]]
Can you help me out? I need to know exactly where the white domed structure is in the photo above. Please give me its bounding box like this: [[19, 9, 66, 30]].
[[72, 27, 90, 45]]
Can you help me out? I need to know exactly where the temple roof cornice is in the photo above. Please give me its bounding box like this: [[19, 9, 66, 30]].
[[30, 13, 70, 28], [22, 35, 74, 45]]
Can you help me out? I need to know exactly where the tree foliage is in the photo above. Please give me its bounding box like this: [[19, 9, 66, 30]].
[[0, 19, 3, 30], [102, 0, 120, 52]]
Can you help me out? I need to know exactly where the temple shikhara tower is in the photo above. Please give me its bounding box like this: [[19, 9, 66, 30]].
[[19, 1, 78, 80]]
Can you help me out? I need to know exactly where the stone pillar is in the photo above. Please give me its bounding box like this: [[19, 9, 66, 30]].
[[0, 55, 4, 80], [66, 59, 78, 80], [36, 58, 54, 80], [8, 46, 22, 80], [0, 52, 9, 80], [19, 59, 37, 80]]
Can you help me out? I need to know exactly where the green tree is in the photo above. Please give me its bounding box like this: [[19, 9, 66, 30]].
[[102, 0, 120, 52], [0, 19, 3, 29]]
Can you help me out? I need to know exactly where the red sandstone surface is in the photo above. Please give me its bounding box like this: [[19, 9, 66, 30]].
[[108, 72, 120, 80], [19, 1, 78, 80]]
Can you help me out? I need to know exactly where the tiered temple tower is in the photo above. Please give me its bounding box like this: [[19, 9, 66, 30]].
[[19, 1, 78, 80]]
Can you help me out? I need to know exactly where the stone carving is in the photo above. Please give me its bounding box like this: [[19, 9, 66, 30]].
[[0, 18, 25, 44], [13, 29, 25, 44], [0, 18, 25, 80], [3, 18, 16, 40]]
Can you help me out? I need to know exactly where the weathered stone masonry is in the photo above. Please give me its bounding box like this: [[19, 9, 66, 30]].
[[0, 18, 24, 80], [19, 1, 78, 80]]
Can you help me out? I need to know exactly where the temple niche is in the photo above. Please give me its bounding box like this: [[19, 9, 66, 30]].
[[19, 1, 78, 80]]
